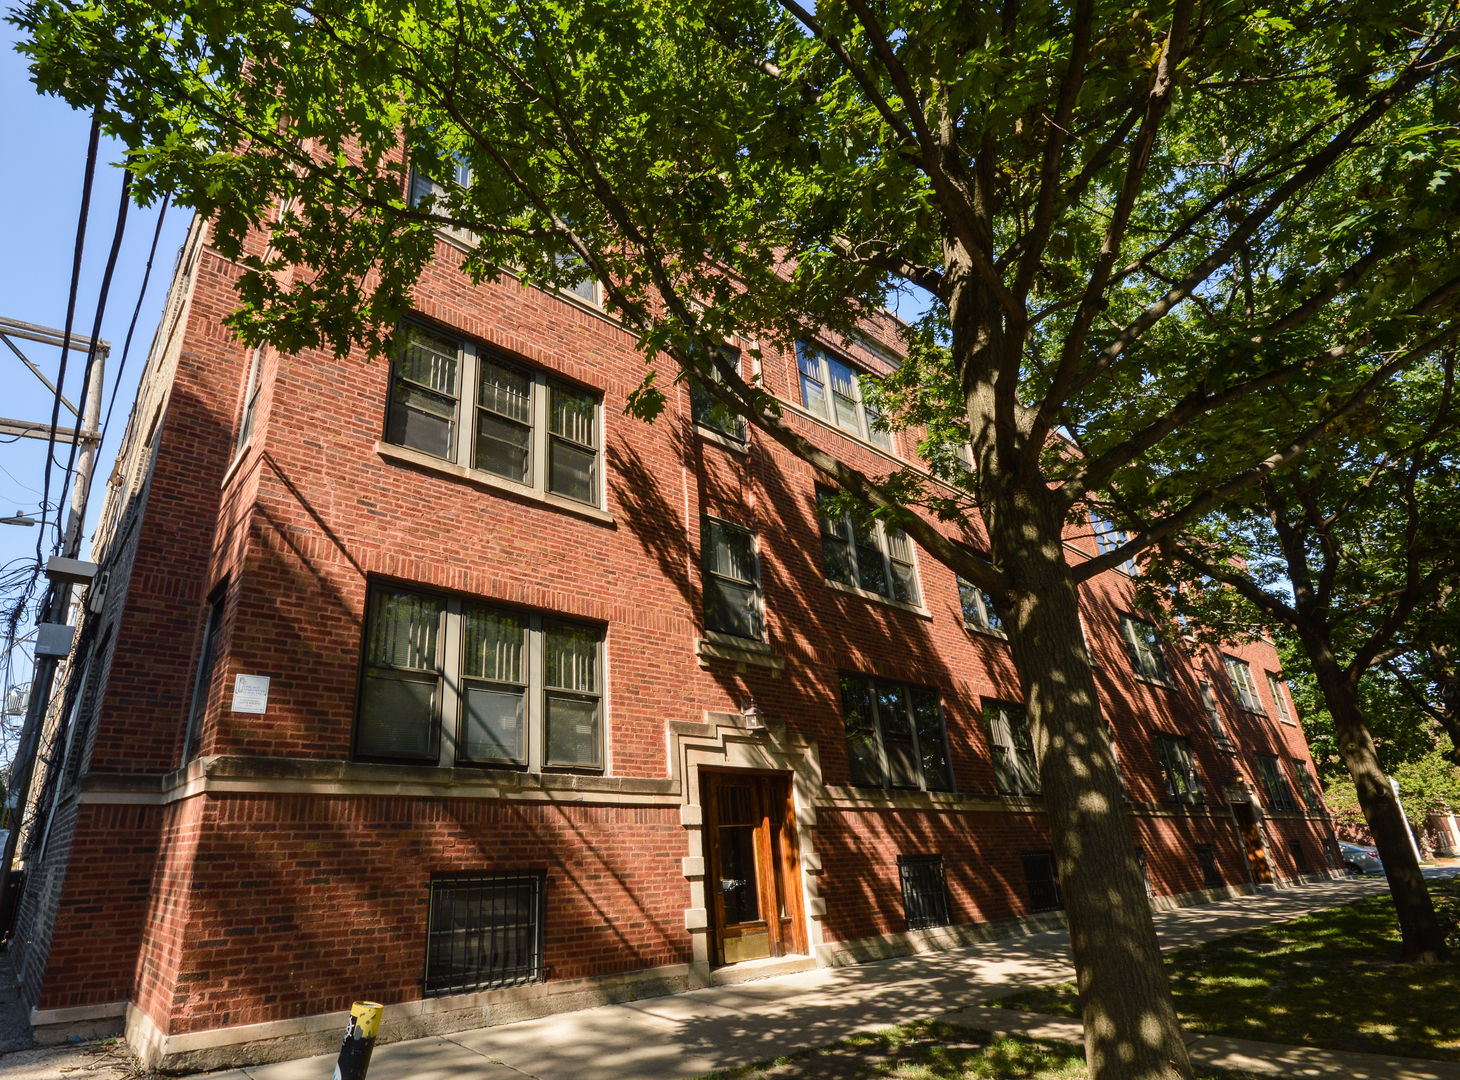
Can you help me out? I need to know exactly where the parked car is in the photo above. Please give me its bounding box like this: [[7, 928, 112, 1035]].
[[1339, 841, 1383, 875]]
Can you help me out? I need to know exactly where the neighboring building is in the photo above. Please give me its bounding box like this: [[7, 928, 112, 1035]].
[[8, 209, 1339, 1069]]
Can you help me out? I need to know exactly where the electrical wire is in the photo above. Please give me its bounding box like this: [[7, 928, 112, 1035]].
[[36, 112, 102, 570], [53, 167, 132, 558], [78, 192, 170, 535]]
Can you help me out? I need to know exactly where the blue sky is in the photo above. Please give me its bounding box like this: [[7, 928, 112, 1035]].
[[1, 29, 193, 734]]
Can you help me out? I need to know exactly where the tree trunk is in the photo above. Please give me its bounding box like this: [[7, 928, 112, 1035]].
[[990, 487, 1195, 1080], [1305, 634, 1450, 962]]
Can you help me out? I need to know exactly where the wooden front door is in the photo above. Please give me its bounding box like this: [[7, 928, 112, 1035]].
[[702, 771, 806, 966], [1232, 802, 1273, 884]]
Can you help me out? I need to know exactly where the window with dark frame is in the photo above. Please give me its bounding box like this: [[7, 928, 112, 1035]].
[[702, 517, 763, 641], [690, 348, 748, 442], [354, 584, 604, 772], [1021, 850, 1063, 913], [236, 345, 263, 454], [796, 342, 894, 450], [816, 488, 919, 604], [1254, 753, 1298, 811], [1198, 679, 1227, 737], [1293, 759, 1322, 810], [1154, 733, 1203, 805], [840, 675, 952, 792], [1119, 615, 1172, 684], [184, 590, 226, 763], [1195, 844, 1223, 890], [1225, 656, 1264, 712], [1089, 510, 1138, 574], [1136, 846, 1154, 897], [424, 871, 546, 995], [385, 321, 603, 507], [957, 577, 1004, 637], [897, 854, 951, 930], [984, 701, 1040, 796]]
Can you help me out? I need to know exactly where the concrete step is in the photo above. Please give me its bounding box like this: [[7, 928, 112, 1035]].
[[709, 954, 818, 986]]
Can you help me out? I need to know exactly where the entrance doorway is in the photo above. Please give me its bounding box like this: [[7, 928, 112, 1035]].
[[1232, 802, 1273, 884], [701, 770, 806, 965]]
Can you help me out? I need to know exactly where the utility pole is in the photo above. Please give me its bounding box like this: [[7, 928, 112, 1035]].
[[0, 320, 108, 941]]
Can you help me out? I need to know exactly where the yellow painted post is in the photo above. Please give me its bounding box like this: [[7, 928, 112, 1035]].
[[332, 1001, 383, 1080]]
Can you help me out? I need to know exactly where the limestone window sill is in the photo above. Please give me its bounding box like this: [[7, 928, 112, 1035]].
[[695, 424, 750, 455], [823, 578, 932, 618], [696, 634, 786, 674], [375, 440, 615, 526]]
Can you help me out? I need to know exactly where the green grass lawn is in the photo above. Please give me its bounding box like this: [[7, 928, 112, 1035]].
[[690, 1021, 1260, 1080], [991, 877, 1460, 1062]]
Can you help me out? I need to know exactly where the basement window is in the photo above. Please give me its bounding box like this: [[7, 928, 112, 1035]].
[[1021, 851, 1063, 914], [1195, 844, 1223, 890], [897, 854, 951, 931], [424, 871, 546, 995]]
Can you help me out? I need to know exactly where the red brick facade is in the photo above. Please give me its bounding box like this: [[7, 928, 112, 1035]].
[[9, 213, 1340, 1066]]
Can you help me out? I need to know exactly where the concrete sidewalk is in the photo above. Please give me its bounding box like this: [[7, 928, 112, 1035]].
[[215, 877, 1424, 1080]]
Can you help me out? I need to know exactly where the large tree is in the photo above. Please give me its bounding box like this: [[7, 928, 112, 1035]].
[[1134, 353, 1459, 961], [17, 1, 1460, 1075]]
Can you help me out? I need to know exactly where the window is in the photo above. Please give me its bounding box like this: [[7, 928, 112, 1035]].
[[702, 518, 763, 640], [1291, 840, 1312, 876], [1195, 844, 1223, 889], [816, 488, 920, 604], [424, 871, 545, 995], [1021, 851, 1063, 913], [1154, 733, 1203, 805], [355, 584, 604, 771], [1120, 615, 1172, 684], [1225, 656, 1263, 712], [184, 590, 226, 763], [690, 348, 747, 442], [840, 675, 952, 792], [796, 342, 893, 451], [1267, 674, 1295, 724], [984, 701, 1040, 796], [385, 322, 603, 507], [1293, 759, 1322, 810], [236, 345, 263, 453], [1136, 847, 1154, 897], [1089, 510, 1138, 574], [1254, 753, 1297, 811], [958, 578, 1004, 637], [1198, 679, 1227, 737], [897, 854, 951, 930]]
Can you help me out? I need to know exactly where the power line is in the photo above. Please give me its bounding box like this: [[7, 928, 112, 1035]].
[[36, 112, 102, 568], [53, 168, 132, 557], [83, 192, 171, 532]]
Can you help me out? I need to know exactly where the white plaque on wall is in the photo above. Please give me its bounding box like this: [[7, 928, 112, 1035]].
[[231, 674, 271, 714]]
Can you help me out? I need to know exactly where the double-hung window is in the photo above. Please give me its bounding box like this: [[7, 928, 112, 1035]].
[[690, 347, 747, 442], [1154, 733, 1203, 805], [1089, 510, 1138, 574], [1225, 656, 1264, 712], [355, 584, 604, 771], [958, 577, 1005, 637], [816, 488, 920, 604], [984, 701, 1040, 796], [702, 517, 763, 641], [1198, 679, 1228, 737], [840, 675, 952, 791], [1120, 615, 1172, 684], [1293, 759, 1322, 810], [796, 342, 893, 451], [385, 322, 604, 508], [1254, 753, 1297, 811], [236, 345, 264, 454], [1267, 674, 1295, 724]]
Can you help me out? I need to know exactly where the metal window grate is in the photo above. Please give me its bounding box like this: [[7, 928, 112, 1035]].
[[425, 871, 546, 996], [1290, 841, 1311, 877], [1195, 844, 1223, 890], [1021, 851, 1063, 914], [897, 854, 950, 931]]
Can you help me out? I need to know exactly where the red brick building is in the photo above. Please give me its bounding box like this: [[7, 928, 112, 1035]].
[[9, 211, 1340, 1069]]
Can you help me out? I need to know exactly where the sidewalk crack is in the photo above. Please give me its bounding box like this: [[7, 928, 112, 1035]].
[[441, 1033, 546, 1080]]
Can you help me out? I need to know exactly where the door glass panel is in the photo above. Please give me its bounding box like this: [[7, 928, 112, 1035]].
[[717, 785, 761, 925]]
